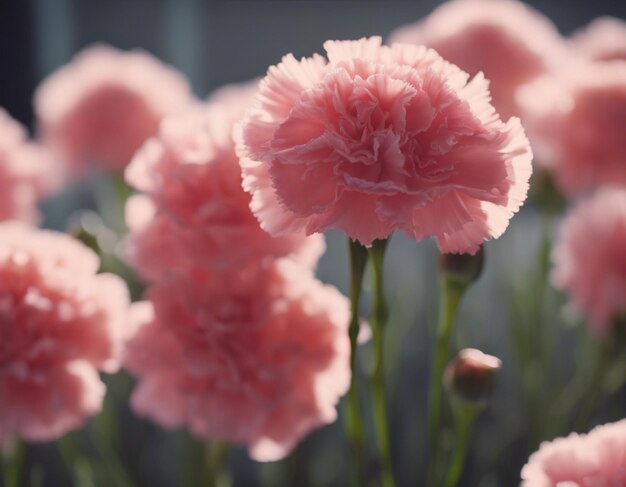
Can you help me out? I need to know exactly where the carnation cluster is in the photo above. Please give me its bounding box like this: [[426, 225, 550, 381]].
[[122, 84, 350, 460]]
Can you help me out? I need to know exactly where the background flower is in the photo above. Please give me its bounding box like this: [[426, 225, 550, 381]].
[[124, 259, 350, 461], [0, 223, 130, 442], [551, 188, 626, 336], [237, 36, 533, 253], [0, 109, 59, 223], [570, 16, 626, 62], [125, 84, 323, 282], [388, 0, 566, 119], [518, 62, 626, 196], [34, 44, 193, 174], [521, 419, 626, 486]]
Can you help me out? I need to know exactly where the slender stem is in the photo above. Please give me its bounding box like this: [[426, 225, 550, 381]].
[[367, 239, 396, 487], [183, 433, 208, 487], [205, 441, 232, 487], [427, 275, 468, 484], [572, 343, 617, 432], [346, 238, 369, 486], [1, 439, 26, 487], [443, 403, 480, 487]]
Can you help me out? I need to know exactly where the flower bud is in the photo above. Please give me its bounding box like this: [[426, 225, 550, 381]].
[[445, 348, 501, 403], [440, 246, 484, 285]]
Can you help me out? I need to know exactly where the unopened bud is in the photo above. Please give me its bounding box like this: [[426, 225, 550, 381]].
[[440, 246, 484, 284], [445, 348, 501, 403]]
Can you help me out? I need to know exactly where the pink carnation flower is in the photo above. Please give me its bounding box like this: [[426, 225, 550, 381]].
[[0, 222, 130, 442], [237, 37, 533, 252], [521, 419, 626, 486], [123, 260, 350, 461], [518, 62, 626, 196], [0, 109, 59, 223], [125, 83, 323, 281], [551, 188, 626, 335], [34, 44, 192, 174], [570, 16, 626, 63], [388, 0, 565, 119]]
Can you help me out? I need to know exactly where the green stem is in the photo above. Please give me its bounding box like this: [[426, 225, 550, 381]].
[[572, 343, 617, 432], [443, 403, 480, 487], [205, 441, 232, 487], [427, 275, 468, 484], [346, 238, 369, 486], [1, 439, 26, 487], [367, 239, 396, 487]]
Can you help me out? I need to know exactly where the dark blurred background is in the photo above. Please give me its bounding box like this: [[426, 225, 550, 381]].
[[2, 0, 626, 128], [1, 1, 625, 486]]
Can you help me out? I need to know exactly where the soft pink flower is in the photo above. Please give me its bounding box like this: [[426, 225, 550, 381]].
[[551, 189, 626, 336], [125, 84, 323, 281], [0, 109, 59, 223], [237, 37, 532, 253], [0, 222, 130, 442], [570, 16, 626, 63], [521, 419, 626, 486], [518, 62, 626, 196], [388, 0, 565, 119], [35, 44, 192, 174], [123, 259, 350, 461]]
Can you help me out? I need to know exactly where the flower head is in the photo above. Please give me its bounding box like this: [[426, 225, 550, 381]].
[[35, 44, 193, 174], [0, 223, 130, 442], [123, 259, 350, 461], [518, 62, 626, 196], [237, 37, 532, 253], [570, 16, 626, 63], [551, 188, 626, 336], [0, 109, 59, 223], [521, 419, 626, 486], [125, 83, 323, 281], [389, 0, 565, 118]]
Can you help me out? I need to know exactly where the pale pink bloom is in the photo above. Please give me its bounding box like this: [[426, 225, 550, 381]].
[[570, 16, 626, 63], [551, 189, 626, 336], [123, 259, 350, 461], [237, 37, 532, 253], [34, 44, 192, 174], [518, 62, 626, 196], [388, 0, 565, 119], [125, 84, 323, 281], [0, 222, 130, 442], [521, 419, 626, 486], [0, 109, 59, 223]]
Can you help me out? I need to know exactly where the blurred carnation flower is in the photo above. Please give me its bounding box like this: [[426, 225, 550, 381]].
[[552, 188, 626, 336], [0, 109, 59, 223], [389, 0, 565, 119], [34, 44, 193, 175], [0, 222, 129, 442], [124, 259, 350, 462], [237, 36, 532, 253], [570, 16, 626, 63], [123, 82, 349, 460], [521, 419, 626, 486], [517, 62, 626, 196], [125, 83, 323, 282]]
